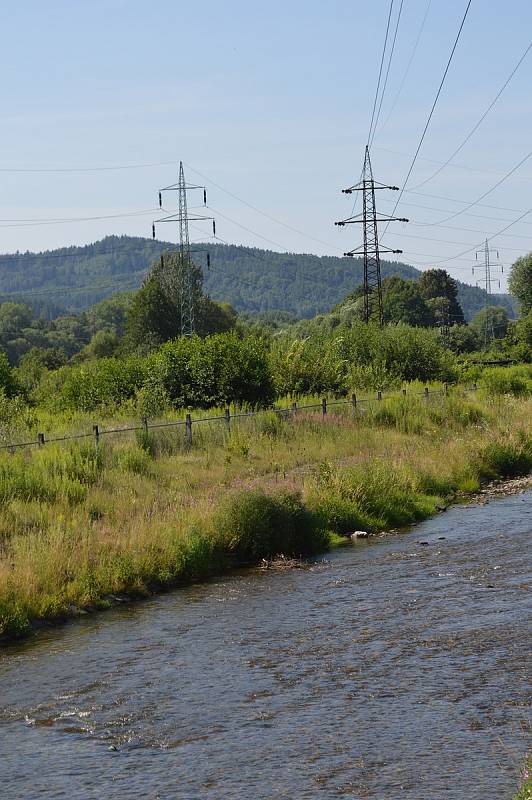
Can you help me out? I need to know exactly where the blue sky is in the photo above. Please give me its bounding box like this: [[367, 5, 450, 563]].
[[1, 0, 531, 290]]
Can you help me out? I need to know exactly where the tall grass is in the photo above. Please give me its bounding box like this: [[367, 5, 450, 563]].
[[0, 387, 530, 640]]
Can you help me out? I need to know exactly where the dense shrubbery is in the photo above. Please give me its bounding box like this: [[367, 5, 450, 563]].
[[270, 322, 455, 396], [480, 365, 532, 397], [33, 331, 274, 413]]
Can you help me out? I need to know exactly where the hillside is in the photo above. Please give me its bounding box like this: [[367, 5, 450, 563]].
[[0, 235, 517, 321]]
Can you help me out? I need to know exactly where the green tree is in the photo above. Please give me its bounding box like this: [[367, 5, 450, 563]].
[[382, 276, 434, 327], [16, 347, 67, 392], [125, 276, 180, 352], [418, 269, 465, 325], [470, 306, 509, 345], [0, 350, 18, 396], [446, 324, 479, 354], [508, 252, 532, 314]]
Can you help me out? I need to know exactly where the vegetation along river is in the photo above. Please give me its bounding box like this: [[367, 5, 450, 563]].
[[1, 491, 530, 799]]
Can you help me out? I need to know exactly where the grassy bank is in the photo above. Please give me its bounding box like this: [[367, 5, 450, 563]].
[[0, 387, 531, 640], [514, 757, 532, 800]]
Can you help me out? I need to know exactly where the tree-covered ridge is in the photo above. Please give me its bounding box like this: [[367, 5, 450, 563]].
[[0, 235, 517, 321]]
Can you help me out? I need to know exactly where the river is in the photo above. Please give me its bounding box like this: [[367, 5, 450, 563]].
[[1, 491, 530, 799]]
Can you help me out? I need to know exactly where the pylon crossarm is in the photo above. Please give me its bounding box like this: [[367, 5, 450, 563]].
[[344, 247, 402, 258], [336, 215, 408, 225], [154, 214, 214, 224], [160, 183, 205, 192]]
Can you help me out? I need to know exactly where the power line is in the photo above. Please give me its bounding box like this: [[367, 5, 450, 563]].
[[379, 195, 532, 227], [0, 160, 183, 174], [382, 0, 473, 235], [417, 148, 532, 226], [367, 1, 396, 146], [404, 202, 532, 266], [409, 39, 532, 190], [369, 0, 405, 147], [376, 0, 433, 138], [183, 163, 341, 251], [0, 209, 158, 228], [373, 144, 532, 181]]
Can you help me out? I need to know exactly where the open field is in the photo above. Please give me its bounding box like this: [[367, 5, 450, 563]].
[[0, 386, 531, 640]]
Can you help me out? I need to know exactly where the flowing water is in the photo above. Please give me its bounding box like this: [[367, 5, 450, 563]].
[[1, 491, 530, 799]]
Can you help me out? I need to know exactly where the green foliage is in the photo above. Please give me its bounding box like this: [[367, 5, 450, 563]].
[[447, 324, 480, 354], [36, 356, 146, 412], [214, 490, 326, 561], [0, 236, 516, 321], [0, 442, 103, 506], [125, 275, 180, 352], [270, 322, 454, 396], [480, 365, 532, 397], [470, 305, 509, 344], [112, 444, 153, 476], [382, 276, 434, 326], [307, 461, 441, 534], [0, 351, 18, 396], [0, 389, 37, 443], [418, 268, 465, 324], [147, 332, 275, 409], [503, 311, 532, 362], [508, 252, 532, 315], [476, 435, 532, 479]]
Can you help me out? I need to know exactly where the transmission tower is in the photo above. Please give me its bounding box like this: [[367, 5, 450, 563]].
[[335, 146, 408, 324], [152, 161, 216, 336], [472, 238, 503, 348]]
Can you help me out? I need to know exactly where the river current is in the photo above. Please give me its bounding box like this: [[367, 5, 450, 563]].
[[1, 491, 530, 799]]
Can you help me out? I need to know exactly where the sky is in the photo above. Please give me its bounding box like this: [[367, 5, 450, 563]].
[[1, 0, 531, 291]]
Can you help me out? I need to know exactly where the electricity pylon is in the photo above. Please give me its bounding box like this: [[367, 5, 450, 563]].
[[473, 238, 503, 348], [335, 146, 408, 325], [152, 161, 216, 336]]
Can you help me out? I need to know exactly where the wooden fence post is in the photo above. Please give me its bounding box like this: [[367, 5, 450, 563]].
[[444, 383, 449, 396], [142, 416, 148, 432], [424, 387, 429, 401], [351, 392, 357, 412], [93, 424, 100, 448], [224, 406, 231, 432], [377, 391, 382, 402], [185, 414, 192, 449], [37, 433, 45, 447], [291, 401, 297, 421], [402, 388, 407, 397], [321, 397, 327, 417]]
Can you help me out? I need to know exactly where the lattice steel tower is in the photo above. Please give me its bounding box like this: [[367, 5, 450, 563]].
[[335, 146, 408, 324], [152, 161, 215, 336], [473, 238, 503, 348]]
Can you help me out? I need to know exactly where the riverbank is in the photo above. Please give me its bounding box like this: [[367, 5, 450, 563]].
[[0, 389, 530, 641]]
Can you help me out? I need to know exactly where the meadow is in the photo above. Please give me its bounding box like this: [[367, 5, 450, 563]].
[[0, 379, 530, 640]]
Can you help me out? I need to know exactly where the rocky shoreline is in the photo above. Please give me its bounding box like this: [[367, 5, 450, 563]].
[[466, 474, 532, 502]]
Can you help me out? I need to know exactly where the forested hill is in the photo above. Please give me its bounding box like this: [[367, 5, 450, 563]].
[[0, 235, 517, 321]]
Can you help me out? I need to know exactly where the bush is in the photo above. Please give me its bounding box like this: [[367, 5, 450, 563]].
[[214, 490, 327, 561], [147, 332, 274, 409], [476, 436, 532, 479], [36, 356, 146, 412], [480, 366, 532, 398]]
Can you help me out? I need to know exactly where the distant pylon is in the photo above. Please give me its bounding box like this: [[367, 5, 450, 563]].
[[335, 146, 408, 324], [152, 161, 215, 336], [473, 238, 502, 348]]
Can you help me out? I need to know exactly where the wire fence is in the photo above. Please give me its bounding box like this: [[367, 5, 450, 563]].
[[0, 384, 466, 454]]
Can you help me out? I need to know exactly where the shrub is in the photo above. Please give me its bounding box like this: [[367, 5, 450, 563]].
[[213, 490, 326, 561], [476, 436, 532, 479], [480, 366, 531, 398]]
